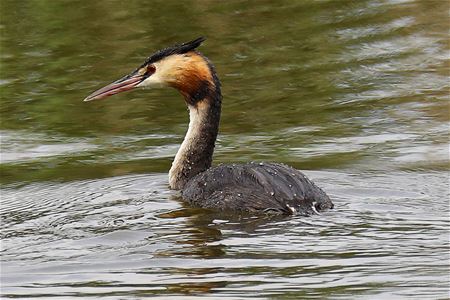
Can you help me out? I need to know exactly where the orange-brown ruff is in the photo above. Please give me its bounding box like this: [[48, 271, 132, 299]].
[[84, 37, 334, 215], [165, 53, 214, 100]]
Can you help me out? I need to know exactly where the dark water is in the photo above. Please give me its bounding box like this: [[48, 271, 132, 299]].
[[1, 0, 449, 298]]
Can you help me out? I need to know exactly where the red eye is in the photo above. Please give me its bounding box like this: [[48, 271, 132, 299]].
[[147, 65, 156, 74]]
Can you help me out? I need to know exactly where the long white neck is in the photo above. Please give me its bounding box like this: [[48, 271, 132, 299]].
[[169, 97, 221, 190]]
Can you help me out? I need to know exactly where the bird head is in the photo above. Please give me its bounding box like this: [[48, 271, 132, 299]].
[[84, 37, 213, 102]]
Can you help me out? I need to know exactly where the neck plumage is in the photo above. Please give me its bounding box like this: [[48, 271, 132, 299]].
[[169, 64, 221, 190]]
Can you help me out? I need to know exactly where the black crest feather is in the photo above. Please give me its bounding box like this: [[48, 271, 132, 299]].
[[142, 37, 206, 66]]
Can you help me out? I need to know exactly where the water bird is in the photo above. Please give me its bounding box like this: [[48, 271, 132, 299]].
[[84, 37, 333, 215]]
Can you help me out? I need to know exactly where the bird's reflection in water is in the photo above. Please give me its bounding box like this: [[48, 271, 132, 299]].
[[157, 194, 292, 259], [153, 202, 290, 295], [158, 206, 225, 258]]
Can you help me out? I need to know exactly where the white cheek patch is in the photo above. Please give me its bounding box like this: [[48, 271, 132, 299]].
[[136, 55, 187, 89], [137, 74, 166, 88]]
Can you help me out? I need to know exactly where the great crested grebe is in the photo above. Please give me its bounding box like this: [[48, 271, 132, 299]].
[[84, 37, 333, 215]]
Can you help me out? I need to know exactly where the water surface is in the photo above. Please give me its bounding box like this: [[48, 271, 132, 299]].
[[1, 0, 449, 299]]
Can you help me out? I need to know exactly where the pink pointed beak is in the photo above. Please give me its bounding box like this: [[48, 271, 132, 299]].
[[83, 73, 145, 102]]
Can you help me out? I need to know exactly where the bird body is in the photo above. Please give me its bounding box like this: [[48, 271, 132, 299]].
[[183, 162, 332, 215], [84, 37, 333, 215]]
